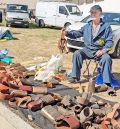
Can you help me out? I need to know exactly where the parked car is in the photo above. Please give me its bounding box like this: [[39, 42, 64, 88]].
[[66, 12, 120, 58], [6, 4, 29, 28], [35, 2, 83, 28]]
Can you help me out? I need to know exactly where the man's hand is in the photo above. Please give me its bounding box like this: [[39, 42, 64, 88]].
[[96, 50, 105, 57]]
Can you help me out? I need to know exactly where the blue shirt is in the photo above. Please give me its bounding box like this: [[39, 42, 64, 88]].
[[66, 19, 113, 54]]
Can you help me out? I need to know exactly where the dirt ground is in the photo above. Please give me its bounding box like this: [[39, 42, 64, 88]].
[[0, 24, 120, 102]]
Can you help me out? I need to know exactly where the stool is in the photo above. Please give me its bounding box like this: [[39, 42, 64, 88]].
[[83, 59, 99, 79]]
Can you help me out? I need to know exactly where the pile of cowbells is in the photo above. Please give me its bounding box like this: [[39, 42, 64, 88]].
[[0, 62, 120, 129]]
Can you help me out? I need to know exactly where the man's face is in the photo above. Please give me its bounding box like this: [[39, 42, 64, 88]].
[[90, 10, 102, 20]]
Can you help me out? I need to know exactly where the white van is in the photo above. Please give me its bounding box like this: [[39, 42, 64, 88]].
[[6, 4, 29, 28], [35, 2, 83, 28]]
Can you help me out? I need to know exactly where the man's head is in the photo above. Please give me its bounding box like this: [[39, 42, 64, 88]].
[[90, 5, 102, 21]]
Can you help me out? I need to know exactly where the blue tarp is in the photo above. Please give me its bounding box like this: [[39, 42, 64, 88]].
[[96, 68, 120, 88], [0, 30, 13, 40], [0, 49, 12, 64]]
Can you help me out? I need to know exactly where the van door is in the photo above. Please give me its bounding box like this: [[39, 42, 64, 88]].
[[45, 4, 57, 26], [56, 6, 69, 27]]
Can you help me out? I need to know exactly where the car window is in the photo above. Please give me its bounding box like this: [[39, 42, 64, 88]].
[[66, 5, 81, 16], [81, 13, 120, 25], [7, 4, 28, 13], [81, 15, 90, 23], [103, 13, 120, 25], [59, 6, 68, 15]]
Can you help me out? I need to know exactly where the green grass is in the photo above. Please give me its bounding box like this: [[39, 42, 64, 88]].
[[29, 22, 38, 29]]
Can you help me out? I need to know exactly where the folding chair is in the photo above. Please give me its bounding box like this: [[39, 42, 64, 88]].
[[83, 58, 99, 79]]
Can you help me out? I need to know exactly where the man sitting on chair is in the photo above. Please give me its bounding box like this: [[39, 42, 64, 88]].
[[60, 5, 113, 86]]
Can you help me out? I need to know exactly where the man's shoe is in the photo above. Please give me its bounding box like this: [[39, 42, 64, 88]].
[[68, 77, 80, 84]]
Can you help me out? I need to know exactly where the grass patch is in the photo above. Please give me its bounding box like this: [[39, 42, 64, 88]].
[[29, 22, 38, 29]]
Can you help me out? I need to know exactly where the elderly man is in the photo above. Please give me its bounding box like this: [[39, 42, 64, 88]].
[[60, 5, 113, 86]]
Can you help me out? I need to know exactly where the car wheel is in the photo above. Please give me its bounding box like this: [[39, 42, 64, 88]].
[[25, 24, 29, 28], [112, 41, 120, 58], [64, 22, 71, 29], [38, 19, 45, 28]]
